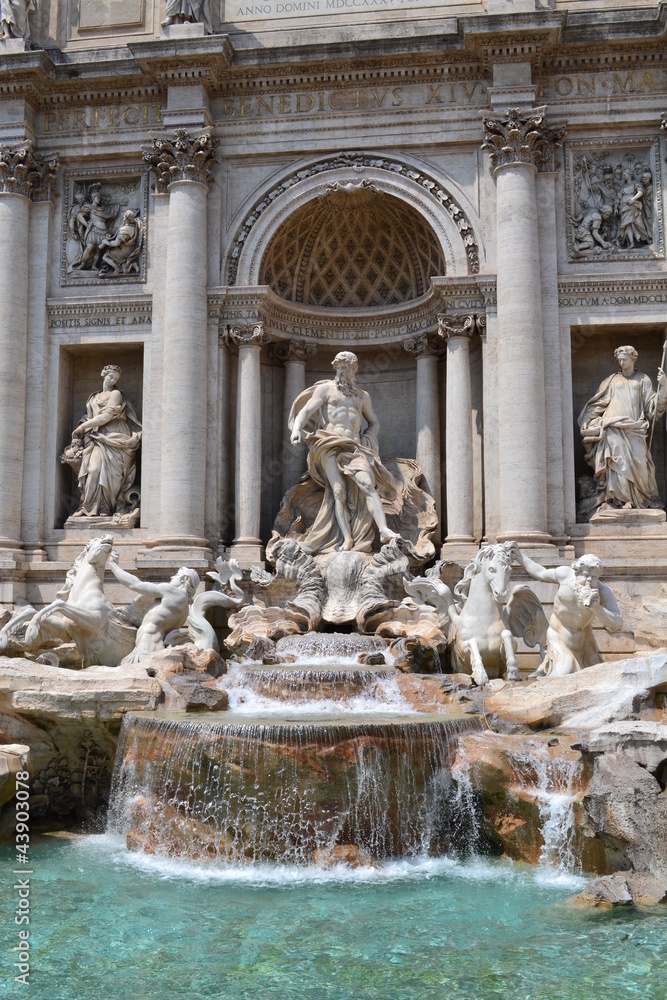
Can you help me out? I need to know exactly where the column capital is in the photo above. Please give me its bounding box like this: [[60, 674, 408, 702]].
[[482, 106, 566, 172], [437, 313, 475, 343], [0, 142, 59, 201], [143, 128, 218, 192], [403, 333, 444, 359], [223, 322, 270, 349], [271, 338, 318, 364]]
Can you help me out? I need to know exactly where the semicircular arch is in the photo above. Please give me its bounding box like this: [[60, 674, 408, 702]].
[[225, 152, 483, 289]]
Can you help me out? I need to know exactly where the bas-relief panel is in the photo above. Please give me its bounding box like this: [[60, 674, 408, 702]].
[[61, 169, 148, 287], [565, 139, 663, 263]]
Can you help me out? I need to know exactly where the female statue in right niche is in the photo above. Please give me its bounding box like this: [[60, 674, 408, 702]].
[[61, 365, 142, 521], [578, 345, 667, 514]]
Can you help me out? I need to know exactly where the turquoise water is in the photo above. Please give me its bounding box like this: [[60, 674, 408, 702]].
[[2, 835, 666, 1000]]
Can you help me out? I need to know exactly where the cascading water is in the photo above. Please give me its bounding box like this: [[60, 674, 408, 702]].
[[506, 742, 584, 874], [108, 712, 481, 865], [219, 663, 412, 713]]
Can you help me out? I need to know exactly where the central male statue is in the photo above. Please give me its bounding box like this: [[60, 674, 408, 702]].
[[289, 351, 400, 554]]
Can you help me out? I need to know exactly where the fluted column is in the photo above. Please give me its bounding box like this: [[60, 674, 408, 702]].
[[482, 107, 565, 544], [438, 315, 475, 545], [274, 339, 317, 496], [404, 334, 442, 538], [226, 323, 270, 565], [144, 130, 217, 555], [0, 143, 58, 557]]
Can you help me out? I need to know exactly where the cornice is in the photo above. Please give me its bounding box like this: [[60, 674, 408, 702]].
[[558, 273, 667, 308], [47, 295, 152, 323]]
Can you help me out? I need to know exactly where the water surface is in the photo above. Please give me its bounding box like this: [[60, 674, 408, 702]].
[[2, 834, 665, 1000]]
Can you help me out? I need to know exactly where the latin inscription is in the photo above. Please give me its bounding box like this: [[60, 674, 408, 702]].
[[49, 314, 151, 329], [42, 104, 163, 134]]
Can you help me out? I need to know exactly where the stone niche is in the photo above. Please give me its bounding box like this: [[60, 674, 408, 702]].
[[571, 327, 667, 521], [256, 343, 419, 543], [55, 344, 144, 529]]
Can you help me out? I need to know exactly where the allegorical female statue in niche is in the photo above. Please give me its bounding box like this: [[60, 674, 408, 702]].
[[61, 365, 142, 522], [578, 345, 667, 515]]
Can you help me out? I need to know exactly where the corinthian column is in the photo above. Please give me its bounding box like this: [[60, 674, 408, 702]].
[[0, 143, 58, 557], [438, 315, 475, 546], [404, 334, 442, 538], [225, 323, 270, 565], [482, 107, 565, 544], [144, 130, 217, 556], [274, 339, 317, 496]]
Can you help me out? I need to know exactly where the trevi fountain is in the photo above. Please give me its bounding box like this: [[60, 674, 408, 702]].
[[0, 0, 666, 997]]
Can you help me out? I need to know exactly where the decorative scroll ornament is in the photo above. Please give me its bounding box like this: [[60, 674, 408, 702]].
[[143, 129, 218, 193], [403, 333, 444, 358], [437, 313, 475, 341], [271, 339, 318, 363], [223, 323, 271, 348], [0, 142, 59, 200], [482, 106, 566, 172], [227, 151, 479, 283]]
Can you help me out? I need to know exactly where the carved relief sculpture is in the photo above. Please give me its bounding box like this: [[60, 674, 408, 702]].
[[289, 351, 400, 554], [578, 345, 667, 516], [569, 146, 661, 260], [0, 0, 36, 42], [63, 174, 146, 284], [161, 0, 212, 32], [61, 365, 142, 525]]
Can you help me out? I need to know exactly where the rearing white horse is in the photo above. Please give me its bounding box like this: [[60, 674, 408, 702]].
[[24, 534, 136, 667], [405, 542, 543, 685]]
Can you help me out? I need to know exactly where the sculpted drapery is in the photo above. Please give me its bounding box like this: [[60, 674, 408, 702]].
[[578, 346, 667, 510], [64, 366, 142, 519]]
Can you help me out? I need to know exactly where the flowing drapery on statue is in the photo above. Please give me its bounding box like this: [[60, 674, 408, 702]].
[[61, 365, 142, 519], [288, 352, 400, 555], [578, 345, 667, 511]]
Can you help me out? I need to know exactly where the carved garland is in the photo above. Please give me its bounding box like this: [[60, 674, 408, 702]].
[[226, 151, 479, 284]]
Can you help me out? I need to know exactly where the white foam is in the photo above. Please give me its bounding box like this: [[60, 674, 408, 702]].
[[73, 834, 585, 892]]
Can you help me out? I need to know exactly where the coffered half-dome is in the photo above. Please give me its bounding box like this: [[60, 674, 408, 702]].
[[259, 185, 446, 309]]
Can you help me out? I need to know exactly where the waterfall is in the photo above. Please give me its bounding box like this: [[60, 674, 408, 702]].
[[507, 743, 583, 874], [220, 663, 412, 713], [108, 713, 481, 865]]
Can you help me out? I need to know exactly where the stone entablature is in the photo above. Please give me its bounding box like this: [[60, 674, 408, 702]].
[[47, 297, 152, 331]]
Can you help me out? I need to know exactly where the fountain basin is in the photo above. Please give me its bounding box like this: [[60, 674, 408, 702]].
[[110, 710, 480, 864]]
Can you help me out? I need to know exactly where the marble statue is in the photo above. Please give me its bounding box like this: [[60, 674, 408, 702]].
[[24, 535, 136, 668], [578, 345, 667, 513], [61, 365, 142, 523], [405, 542, 545, 686], [289, 351, 400, 554], [161, 0, 212, 31], [0, 0, 36, 42], [108, 554, 200, 664], [510, 548, 623, 677], [98, 210, 143, 277], [618, 169, 650, 249], [70, 184, 120, 272]]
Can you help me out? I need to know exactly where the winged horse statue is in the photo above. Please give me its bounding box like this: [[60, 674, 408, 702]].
[[404, 541, 547, 686]]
